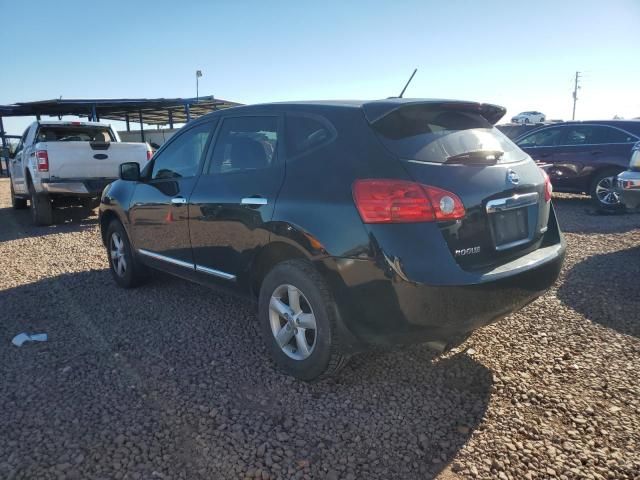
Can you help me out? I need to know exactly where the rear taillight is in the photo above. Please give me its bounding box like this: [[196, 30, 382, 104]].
[[146, 148, 153, 161], [352, 179, 465, 223], [36, 150, 49, 172], [542, 170, 552, 202]]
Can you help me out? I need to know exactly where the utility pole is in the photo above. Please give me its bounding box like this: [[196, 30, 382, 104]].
[[572, 71, 581, 120], [196, 70, 203, 103]]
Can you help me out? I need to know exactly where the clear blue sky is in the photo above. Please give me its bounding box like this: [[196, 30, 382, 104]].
[[1, 0, 639, 134]]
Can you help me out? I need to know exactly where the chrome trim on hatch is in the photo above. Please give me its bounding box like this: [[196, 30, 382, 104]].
[[486, 192, 539, 213], [137, 249, 194, 269], [195, 264, 236, 281]]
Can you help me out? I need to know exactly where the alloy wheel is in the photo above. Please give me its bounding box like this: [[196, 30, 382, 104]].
[[110, 232, 127, 277], [269, 284, 317, 361], [595, 176, 620, 206]]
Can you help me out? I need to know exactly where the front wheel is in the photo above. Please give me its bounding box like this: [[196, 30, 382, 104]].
[[258, 260, 349, 381], [106, 220, 148, 288], [590, 170, 623, 211]]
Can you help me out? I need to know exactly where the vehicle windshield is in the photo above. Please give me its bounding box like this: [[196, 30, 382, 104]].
[[36, 126, 114, 142], [372, 105, 527, 164]]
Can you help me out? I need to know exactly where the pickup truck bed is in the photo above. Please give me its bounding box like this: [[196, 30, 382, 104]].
[[8, 120, 149, 225]]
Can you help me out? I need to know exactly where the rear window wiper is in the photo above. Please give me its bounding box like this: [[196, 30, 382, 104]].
[[444, 150, 504, 165]]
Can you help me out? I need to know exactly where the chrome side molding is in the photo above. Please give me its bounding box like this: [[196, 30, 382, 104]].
[[137, 249, 236, 281], [195, 264, 236, 281], [138, 249, 194, 269]]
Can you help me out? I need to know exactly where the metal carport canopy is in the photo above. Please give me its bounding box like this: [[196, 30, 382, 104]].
[[0, 95, 242, 126]]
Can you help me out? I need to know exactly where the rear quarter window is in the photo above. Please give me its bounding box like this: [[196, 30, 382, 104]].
[[285, 114, 336, 159]]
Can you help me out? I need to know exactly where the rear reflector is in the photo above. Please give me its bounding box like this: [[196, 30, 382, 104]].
[[36, 150, 49, 172], [352, 179, 465, 223]]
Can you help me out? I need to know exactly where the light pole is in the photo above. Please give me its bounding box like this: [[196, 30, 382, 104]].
[[196, 70, 203, 103]]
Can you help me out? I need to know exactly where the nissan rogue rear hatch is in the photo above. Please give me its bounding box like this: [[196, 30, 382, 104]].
[[368, 101, 551, 270]]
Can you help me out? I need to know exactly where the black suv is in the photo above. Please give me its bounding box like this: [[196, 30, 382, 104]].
[[100, 99, 565, 380]]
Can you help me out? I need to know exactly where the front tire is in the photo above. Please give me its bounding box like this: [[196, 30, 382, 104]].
[[10, 181, 28, 209], [106, 219, 147, 288], [29, 183, 53, 225], [258, 259, 348, 381]]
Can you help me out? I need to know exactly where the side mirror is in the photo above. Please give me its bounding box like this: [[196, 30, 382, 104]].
[[119, 162, 141, 181]]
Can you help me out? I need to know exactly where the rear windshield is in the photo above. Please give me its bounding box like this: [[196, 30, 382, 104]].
[[372, 106, 526, 164], [36, 126, 114, 143]]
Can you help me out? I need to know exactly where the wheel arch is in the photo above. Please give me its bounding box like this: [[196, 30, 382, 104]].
[[100, 209, 123, 247], [249, 240, 313, 298]]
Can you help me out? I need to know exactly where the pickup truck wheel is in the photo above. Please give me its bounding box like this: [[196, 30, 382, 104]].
[[590, 169, 623, 212], [10, 181, 28, 209], [29, 184, 53, 225], [258, 259, 349, 381], [106, 220, 147, 288]]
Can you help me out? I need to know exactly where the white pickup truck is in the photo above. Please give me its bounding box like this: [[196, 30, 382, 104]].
[[7, 120, 151, 225]]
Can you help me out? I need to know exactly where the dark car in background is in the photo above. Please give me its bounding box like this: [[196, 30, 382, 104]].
[[99, 99, 565, 380], [515, 121, 640, 209]]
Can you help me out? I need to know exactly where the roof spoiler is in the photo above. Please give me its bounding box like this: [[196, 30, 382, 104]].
[[362, 100, 507, 125]]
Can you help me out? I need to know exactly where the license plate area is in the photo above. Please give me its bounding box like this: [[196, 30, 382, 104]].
[[491, 208, 528, 249], [486, 192, 539, 251]]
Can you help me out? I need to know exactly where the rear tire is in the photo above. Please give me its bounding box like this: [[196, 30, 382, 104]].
[[29, 183, 53, 225], [258, 259, 349, 381], [106, 219, 148, 288], [590, 169, 623, 212], [10, 181, 28, 209]]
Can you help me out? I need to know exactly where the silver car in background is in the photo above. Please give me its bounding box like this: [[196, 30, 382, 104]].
[[616, 142, 640, 210]]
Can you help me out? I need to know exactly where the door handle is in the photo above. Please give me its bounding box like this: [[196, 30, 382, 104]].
[[171, 196, 187, 205], [241, 197, 268, 206]]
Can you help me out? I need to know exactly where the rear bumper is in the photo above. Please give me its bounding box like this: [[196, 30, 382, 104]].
[[616, 170, 640, 209], [41, 178, 116, 196], [320, 238, 565, 352]]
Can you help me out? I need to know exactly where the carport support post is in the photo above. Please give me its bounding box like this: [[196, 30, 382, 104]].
[[125, 114, 130, 132], [168, 110, 174, 129], [91, 105, 97, 122], [184, 103, 191, 122], [138, 111, 145, 142]]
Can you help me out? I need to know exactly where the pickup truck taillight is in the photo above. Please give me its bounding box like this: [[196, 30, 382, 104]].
[[36, 150, 49, 172], [146, 149, 153, 161]]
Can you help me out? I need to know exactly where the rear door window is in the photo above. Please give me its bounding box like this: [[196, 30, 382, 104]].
[[372, 105, 526, 164], [207, 116, 278, 175], [517, 126, 564, 147], [563, 126, 595, 146]]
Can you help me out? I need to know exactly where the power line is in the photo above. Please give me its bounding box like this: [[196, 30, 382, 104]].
[[572, 71, 581, 120]]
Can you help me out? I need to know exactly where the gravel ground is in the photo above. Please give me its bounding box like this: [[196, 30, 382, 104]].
[[0, 177, 638, 480]]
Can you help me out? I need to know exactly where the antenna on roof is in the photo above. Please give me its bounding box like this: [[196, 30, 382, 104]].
[[398, 68, 417, 98]]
